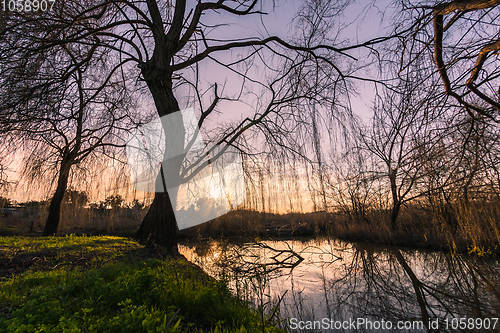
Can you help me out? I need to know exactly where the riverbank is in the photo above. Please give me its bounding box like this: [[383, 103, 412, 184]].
[[0, 235, 283, 332], [179, 209, 500, 256], [2, 206, 498, 256]]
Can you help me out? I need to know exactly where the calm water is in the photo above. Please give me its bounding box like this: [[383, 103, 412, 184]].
[[179, 238, 500, 332]]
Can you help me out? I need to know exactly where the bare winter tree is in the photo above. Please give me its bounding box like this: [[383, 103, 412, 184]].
[[357, 75, 443, 228], [396, 0, 500, 122], [1, 0, 398, 250], [334, 0, 500, 230], [0, 8, 137, 235], [381, 0, 500, 233]]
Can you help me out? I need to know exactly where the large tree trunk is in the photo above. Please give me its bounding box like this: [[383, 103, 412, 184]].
[[136, 191, 178, 250], [389, 168, 400, 229], [43, 156, 72, 236], [136, 66, 185, 251], [390, 202, 401, 230]]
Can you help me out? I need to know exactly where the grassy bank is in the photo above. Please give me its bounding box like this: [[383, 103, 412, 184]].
[[0, 235, 283, 332]]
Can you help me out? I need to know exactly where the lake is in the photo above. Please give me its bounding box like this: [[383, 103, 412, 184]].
[[180, 238, 500, 332]]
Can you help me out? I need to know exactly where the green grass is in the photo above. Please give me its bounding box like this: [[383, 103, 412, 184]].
[[0, 235, 283, 332]]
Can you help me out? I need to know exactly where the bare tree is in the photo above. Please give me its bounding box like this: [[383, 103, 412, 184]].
[[342, 0, 500, 231], [0, 11, 136, 235], [397, 0, 500, 122], [358, 76, 442, 228], [2, 0, 382, 250]]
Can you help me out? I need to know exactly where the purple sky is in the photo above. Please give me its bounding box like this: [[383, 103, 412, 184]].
[[4, 0, 395, 207]]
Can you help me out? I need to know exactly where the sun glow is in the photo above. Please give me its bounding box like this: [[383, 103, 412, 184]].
[[209, 185, 223, 199]]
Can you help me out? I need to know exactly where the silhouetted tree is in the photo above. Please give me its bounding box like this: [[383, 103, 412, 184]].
[[395, 0, 500, 122], [0, 28, 135, 235], [1, 0, 378, 250]]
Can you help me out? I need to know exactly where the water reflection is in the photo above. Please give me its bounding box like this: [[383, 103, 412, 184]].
[[179, 239, 500, 332]]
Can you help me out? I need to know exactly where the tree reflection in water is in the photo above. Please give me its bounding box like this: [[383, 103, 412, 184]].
[[179, 239, 500, 332]]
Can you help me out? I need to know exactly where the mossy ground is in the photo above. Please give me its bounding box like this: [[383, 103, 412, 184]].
[[0, 235, 283, 332]]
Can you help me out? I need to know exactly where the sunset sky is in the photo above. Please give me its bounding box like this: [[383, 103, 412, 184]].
[[3, 0, 394, 212]]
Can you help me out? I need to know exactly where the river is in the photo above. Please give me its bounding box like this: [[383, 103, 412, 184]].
[[179, 238, 500, 332]]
